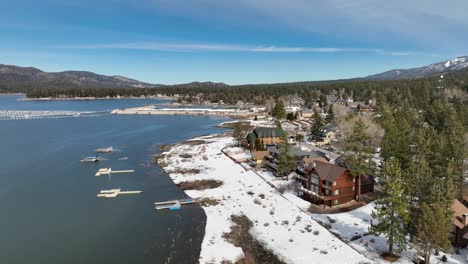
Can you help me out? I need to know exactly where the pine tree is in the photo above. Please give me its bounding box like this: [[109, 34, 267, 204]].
[[370, 159, 409, 257], [254, 138, 264, 151], [344, 118, 375, 200], [272, 99, 286, 120], [286, 112, 295, 121], [326, 104, 335, 123], [233, 122, 244, 147], [414, 203, 452, 264], [311, 109, 324, 136], [276, 134, 295, 179]]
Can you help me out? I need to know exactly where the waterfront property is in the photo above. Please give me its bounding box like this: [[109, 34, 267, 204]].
[[295, 161, 374, 207], [246, 127, 285, 146]]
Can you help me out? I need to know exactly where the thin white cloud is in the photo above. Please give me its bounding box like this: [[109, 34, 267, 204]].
[[144, 0, 468, 52], [61, 42, 429, 56]]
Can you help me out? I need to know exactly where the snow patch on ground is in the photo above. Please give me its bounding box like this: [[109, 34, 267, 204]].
[[159, 134, 369, 264]]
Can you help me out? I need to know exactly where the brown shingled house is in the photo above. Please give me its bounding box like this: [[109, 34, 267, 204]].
[[451, 199, 468, 247], [295, 161, 374, 207]]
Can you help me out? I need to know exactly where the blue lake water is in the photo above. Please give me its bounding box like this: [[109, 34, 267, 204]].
[[0, 95, 229, 264]]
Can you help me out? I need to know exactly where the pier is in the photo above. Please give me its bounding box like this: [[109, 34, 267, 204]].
[[154, 198, 201, 210], [97, 189, 143, 198], [95, 168, 134, 176]]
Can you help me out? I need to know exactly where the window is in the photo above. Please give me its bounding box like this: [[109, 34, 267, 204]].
[[333, 190, 339, 196], [311, 185, 318, 193], [325, 189, 330, 196], [352, 186, 355, 191], [334, 199, 339, 205], [333, 181, 337, 186], [311, 177, 319, 184], [352, 177, 356, 182]]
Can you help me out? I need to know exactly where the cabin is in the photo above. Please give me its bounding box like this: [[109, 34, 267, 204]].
[[247, 127, 285, 146], [295, 161, 374, 207], [450, 199, 468, 247]]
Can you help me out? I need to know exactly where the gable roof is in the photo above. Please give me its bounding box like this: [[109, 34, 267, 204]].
[[451, 199, 468, 230], [309, 161, 348, 182], [254, 127, 284, 138]]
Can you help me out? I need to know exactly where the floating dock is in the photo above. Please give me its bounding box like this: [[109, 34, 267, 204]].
[[97, 189, 143, 198], [95, 168, 134, 177], [154, 198, 201, 210]]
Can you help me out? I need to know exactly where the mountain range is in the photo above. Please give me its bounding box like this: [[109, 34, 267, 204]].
[[0, 56, 467, 91], [365, 56, 468, 80]]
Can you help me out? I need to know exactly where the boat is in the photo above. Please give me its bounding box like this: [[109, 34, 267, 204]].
[[94, 147, 113, 153], [118, 157, 128, 160], [80, 155, 104, 162]]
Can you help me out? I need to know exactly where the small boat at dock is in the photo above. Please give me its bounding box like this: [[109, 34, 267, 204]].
[[154, 198, 201, 210], [94, 147, 113, 153], [80, 156, 104, 162]]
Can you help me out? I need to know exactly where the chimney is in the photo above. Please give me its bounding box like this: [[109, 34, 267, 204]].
[[464, 213, 468, 227]]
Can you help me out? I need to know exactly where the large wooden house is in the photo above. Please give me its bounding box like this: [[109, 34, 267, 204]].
[[295, 161, 374, 207], [247, 127, 285, 146]]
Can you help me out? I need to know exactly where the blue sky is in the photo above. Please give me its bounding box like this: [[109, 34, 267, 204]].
[[1, 0, 467, 84]]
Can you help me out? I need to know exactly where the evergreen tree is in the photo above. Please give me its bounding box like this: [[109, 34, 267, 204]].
[[326, 104, 335, 123], [414, 203, 452, 264], [344, 118, 375, 200], [286, 112, 296, 121], [370, 159, 409, 257], [254, 138, 264, 151], [272, 99, 286, 119], [311, 109, 324, 136], [276, 134, 295, 179], [233, 122, 244, 147]]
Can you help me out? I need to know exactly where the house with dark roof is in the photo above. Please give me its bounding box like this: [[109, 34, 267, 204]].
[[295, 160, 373, 207], [247, 127, 285, 146], [450, 199, 468, 247], [265, 146, 328, 173]]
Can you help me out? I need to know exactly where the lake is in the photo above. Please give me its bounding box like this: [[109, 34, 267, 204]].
[[0, 95, 229, 264]]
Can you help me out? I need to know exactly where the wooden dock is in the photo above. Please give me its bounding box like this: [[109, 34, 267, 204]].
[[97, 189, 143, 198], [154, 198, 201, 210], [95, 168, 134, 177]]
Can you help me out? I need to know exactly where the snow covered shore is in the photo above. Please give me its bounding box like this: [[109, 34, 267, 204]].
[[157, 133, 369, 264]]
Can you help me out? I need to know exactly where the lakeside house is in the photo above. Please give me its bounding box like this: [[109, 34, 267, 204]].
[[451, 199, 468, 247], [247, 127, 285, 146], [294, 161, 374, 207], [265, 146, 329, 174]]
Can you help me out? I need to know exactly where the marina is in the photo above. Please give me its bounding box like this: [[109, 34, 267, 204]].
[[154, 198, 201, 210], [97, 189, 143, 198], [95, 168, 134, 176], [0, 110, 104, 120]]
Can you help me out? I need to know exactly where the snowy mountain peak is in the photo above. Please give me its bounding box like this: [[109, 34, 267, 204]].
[[366, 56, 468, 80]]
